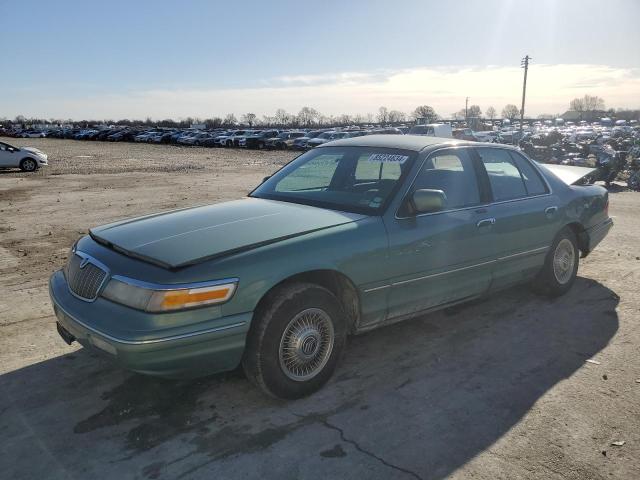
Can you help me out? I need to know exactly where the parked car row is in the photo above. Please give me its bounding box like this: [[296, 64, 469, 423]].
[[2, 121, 638, 158], [1, 125, 410, 150]]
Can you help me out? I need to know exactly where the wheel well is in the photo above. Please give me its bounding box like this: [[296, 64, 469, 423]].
[[254, 270, 361, 334], [565, 222, 589, 256]]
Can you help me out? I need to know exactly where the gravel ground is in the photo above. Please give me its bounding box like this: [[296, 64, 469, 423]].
[[0, 138, 639, 480]]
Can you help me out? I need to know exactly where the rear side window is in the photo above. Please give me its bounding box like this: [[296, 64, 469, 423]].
[[404, 148, 481, 213], [508, 151, 548, 195], [476, 148, 527, 201]]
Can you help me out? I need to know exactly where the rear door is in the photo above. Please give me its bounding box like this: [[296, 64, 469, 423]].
[[473, 147, 561, 290], [381, 147, 495, 321]]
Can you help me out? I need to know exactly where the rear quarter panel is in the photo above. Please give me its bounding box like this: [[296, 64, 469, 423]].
[[566, 184, 609, 231]]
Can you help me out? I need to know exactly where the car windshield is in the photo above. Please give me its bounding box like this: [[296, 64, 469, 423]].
[[250, 146, 416, 215]]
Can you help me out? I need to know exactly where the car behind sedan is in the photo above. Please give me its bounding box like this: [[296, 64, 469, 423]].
[[50, 136, 612, 399]]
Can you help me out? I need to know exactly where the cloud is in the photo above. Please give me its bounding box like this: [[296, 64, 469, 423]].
[[8, 64, 640, 120]]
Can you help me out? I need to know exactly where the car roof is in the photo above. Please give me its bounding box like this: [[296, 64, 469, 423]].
[[319, 134, 465, 152]]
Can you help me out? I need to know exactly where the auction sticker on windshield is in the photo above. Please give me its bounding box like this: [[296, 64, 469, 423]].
[[367, 153, 409, 163]]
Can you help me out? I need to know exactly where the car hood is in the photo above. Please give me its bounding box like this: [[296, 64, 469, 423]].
[[90, 198, 365, 269], [540, 164, 596, 185], [21, 147, 45, 156]]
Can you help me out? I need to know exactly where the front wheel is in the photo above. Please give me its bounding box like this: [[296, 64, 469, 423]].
[[533, 227, 579, 296], [20, 158, 38, 172], [242, 283, 347, 399]]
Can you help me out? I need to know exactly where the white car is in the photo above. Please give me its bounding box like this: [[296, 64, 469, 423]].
[[21, 131, 46, 138], [0, 141, 48, 172]]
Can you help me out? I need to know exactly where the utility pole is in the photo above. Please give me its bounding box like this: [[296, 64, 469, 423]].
[[520, 55, 531, 132], [465, 97, 469, 122]]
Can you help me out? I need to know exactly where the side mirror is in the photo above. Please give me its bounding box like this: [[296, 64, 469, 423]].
[[261, 176, 271, 184], [409, 189, 447, 214]]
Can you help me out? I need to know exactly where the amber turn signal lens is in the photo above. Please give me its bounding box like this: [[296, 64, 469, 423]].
[[160, 286, 232, 309]]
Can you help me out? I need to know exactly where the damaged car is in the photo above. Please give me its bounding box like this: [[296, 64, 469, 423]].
[[50, 135, 612, 398]]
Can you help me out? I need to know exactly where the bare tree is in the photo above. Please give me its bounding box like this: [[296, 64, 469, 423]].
[[411, 105, 438, 123], [569, 94, 605, 112], [336, 114, 352, 126], [241, 113, 257, 127], [502, 104, 520, 120], [204, 117, 222, 128], [298, 106, 319, 127], [223, 114, 237, 126], [388, 110, 406, 123], [467, 105, 482, 118], [274, 108, 290, 126], [377, 106, 389, 124], [486, 106, 496, 120]]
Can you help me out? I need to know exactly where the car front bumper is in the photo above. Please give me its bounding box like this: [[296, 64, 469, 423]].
[[49, 270, 251, 378]]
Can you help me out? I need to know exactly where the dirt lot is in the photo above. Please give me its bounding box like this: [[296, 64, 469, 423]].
[[1, 137, 639, 480]]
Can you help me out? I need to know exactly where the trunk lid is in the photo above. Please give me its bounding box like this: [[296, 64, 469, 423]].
[[541, 164, 596, 185]]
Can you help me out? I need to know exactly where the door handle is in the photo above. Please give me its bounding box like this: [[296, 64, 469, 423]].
[[476, 218, 496, 228], [545, 206, 558, 216]]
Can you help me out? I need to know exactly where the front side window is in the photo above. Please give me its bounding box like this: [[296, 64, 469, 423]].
[[476, 147, 528, 201], [251, 147, 416, 214], [400, 148, 481, 216]]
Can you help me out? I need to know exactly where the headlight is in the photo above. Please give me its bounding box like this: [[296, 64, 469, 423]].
[[101, 277, 238, 312]]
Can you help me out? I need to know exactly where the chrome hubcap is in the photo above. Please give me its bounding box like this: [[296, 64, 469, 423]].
[[553, 238, 575, 284], [278, 308, 334, 381]]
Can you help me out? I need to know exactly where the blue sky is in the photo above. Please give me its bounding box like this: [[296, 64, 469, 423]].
[[2, 0, 639, 119]]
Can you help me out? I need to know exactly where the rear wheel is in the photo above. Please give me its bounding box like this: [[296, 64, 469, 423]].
[[533, 227, 579, 296], [242, 283, 347, 399], [20, 158, 37, 172]]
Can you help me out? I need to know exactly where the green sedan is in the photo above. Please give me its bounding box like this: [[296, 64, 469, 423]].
[[49, 135, 613, 399]]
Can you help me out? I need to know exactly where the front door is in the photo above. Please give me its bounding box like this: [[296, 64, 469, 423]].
[[383, 147, 496, 321], [0, 143, 16, 167]]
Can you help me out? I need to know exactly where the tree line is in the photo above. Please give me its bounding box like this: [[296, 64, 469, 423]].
[[3, 95, 638, 129]]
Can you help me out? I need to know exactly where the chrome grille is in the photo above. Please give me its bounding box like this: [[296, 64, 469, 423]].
[[65, 254, 108, 301]]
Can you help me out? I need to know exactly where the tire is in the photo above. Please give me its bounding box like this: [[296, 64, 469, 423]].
[[19, 158, 38, 172], [242, 283, 347, 399], [226, 140, 233, 147], [533, 227, 579, 297]]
